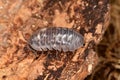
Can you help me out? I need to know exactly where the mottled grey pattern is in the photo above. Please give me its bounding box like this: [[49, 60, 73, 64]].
[[29, 27, 84, 52]]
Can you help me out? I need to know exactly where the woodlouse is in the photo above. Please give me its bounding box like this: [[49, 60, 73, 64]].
[[29, 27, 84, 52]]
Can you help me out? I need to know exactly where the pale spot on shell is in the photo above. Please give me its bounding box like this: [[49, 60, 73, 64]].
[[56, 33, 62, 42], [68, 35, 73, 41], [37, 34, 40, 39]]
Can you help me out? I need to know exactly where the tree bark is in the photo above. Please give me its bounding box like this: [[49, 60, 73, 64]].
[[0, 0, 109, 80]]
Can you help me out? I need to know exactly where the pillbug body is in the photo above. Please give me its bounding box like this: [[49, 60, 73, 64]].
[[29, 27, 84, 52]]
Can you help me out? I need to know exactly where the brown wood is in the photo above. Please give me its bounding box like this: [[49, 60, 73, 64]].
[[0, 0, 109, 80]]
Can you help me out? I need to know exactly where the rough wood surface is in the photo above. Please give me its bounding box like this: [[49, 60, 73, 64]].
[[0, 0, 109, 80]]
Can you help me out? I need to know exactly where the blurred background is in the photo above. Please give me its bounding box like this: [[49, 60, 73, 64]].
[[85, 0, 120, 80]]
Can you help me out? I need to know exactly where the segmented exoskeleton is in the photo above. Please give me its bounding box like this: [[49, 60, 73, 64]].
[[29, 27, 84, 52]]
